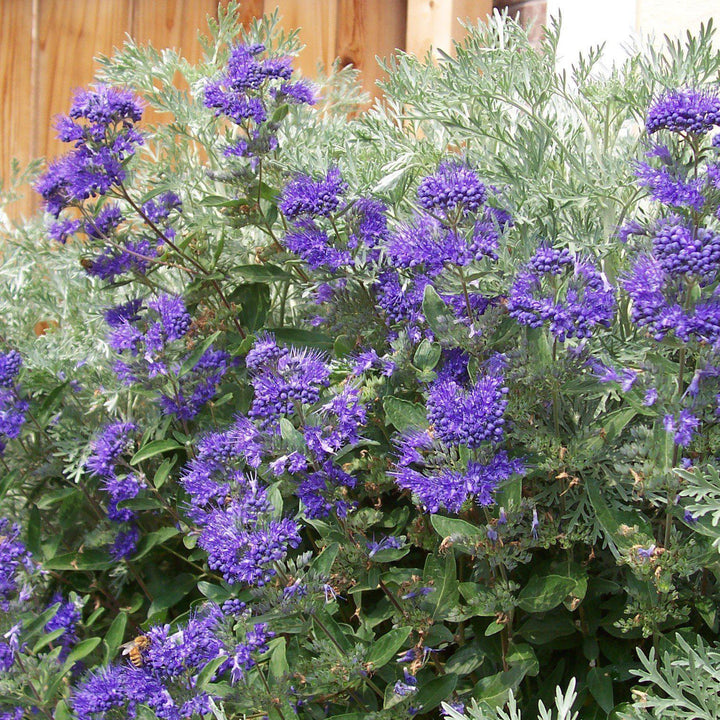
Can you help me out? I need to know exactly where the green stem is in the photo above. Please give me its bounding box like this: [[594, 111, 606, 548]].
[[311, 611, 384, 700], [378, 578, 408, 619], [118, 186, 246, 338], [257, 665, 289, 720], [457, 265, 475, 325], [13, 654, 55, 720]]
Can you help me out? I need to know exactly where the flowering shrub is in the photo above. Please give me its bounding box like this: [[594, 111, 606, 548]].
[[2, 4, 720, 719]]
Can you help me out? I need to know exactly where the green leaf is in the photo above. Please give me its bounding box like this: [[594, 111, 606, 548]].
[[473, 665, 527, 707], [430, 515, 484, 550], [280, 418, 305, 451], [485, 619, 505, 636], [366, 627, 411, 670], [36, 382, 69, 426], [116, 496, 164, 512], [35, 486, 78, 510], [200, 194, 251, 208], [103, 612, 127, 664], [517, 573, 577, 613], [586, 476, 653, 557], [431, 551, 458, 621], [422, 285, 453, 336], [196, 655, 228, 691], [414, 339, 441, 371], [269, 637, 289, 683], [517, 613, 577, 645], [234, 283, 271, 332], [179, 331, 222, 377], [148, 573, 197, 616], [0, 469, 19, 503], [32, 628, 66, 654], [334, 334, 355, 357], [506, 643, 539, 677], [54, 701, 72, 720], [267, 328, 334, 349], [197, 581, 231, 603], [153, 457, 176, 489], [132, 527, 180, 561], [312, 610, 353, 654], [232, 263, 292, 282], [85, 607, 105, 628], [416, 673, 458, 712], [587, 667, 614, 713], [311, 542, 340, 576], [271, 103, 289, 123], [131, 439, 184, 465], [383, 397, 428, 431], [43, 549, 113, 571], [65, 637, 101, 665], [27, 504, 41, 556]]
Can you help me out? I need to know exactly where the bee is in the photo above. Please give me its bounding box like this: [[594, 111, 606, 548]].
[[79, 258, 94, 271], [121, 635, 151, 667]]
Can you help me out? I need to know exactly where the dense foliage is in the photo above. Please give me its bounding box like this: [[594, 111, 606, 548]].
[[2, 5, 720, 718]]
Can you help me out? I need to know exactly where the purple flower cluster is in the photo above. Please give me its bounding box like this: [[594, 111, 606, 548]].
[[386, 211, 501, 275], [0, 518, 35, 610], [73, 604, 273, 719], [395, 441, 523, 514], [44, 593, 80, 660], [624, 255, 720, 344], [427, 376, 508, 448], [374, 271, 432, 342], [664, 409, 700, 447], [48, 190, 181, 283], [623, 92, 720, 349], [36, 85, 144, 217], [351, 348, 396, 377], [508, 247, 614, 341], [646, 88, 720, 135], [376, 162, 511, 338], [86, 422, 142, 558], [392, 369, 522, 514], [183, 333, 367, 526], [197, 479, 301, 585], [284, 223, 352, 270], [107, 295, 230, 419], [0, 352, 27, 457], [182, 441, 302, 585], [205, 43, 314, 163], [417, 161, 487, 215], [247, 338, 330, 421], [280, 168, 347, 220], [635, 162, 706, 212], [278, 169, 392, 272], [652, 216, 720, 282]]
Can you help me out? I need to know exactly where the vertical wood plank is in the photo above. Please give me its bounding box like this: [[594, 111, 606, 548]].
[[131, 0, 220, 64], [335, 0, 407, 101], [36, 0, 132, 166], [268, 0, 339, 77], [0, 0, 36, 218], [406, 0, 493, 57], [231, 0, 266, 26]]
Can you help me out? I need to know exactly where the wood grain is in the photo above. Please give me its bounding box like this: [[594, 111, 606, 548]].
[[406, 0, 493, 58], [132, 0, 220, 64], [269, 0, 339, 78], [1, 0, 501, 222], [230, 0, 266, 26], [36, 0, 131, 165], [0, 0, 36, 218], [336, 0, 407, 101]]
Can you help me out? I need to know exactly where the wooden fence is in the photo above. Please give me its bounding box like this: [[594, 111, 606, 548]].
[[0, 0, 496, 218]]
